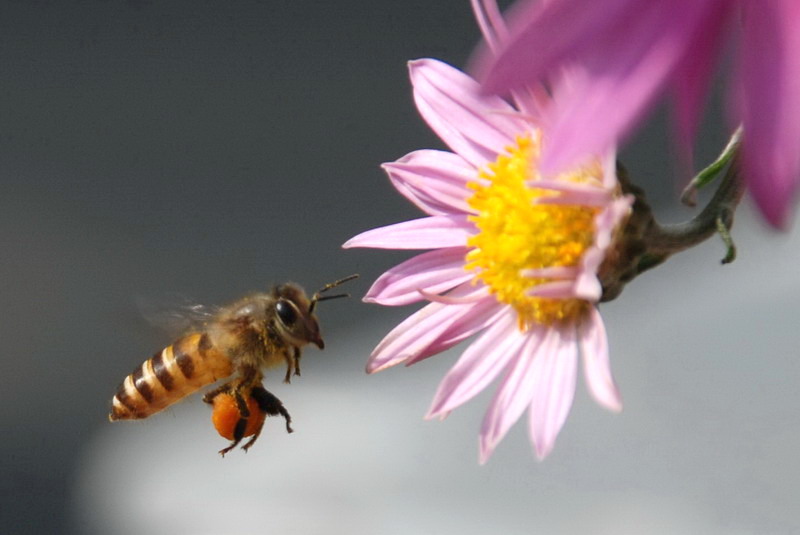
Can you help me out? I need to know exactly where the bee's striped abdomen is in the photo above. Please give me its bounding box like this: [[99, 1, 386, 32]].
[[109, 333, 233, 421]]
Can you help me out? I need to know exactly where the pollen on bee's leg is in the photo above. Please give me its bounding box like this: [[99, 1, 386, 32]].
[[211, 392, 263, 441]]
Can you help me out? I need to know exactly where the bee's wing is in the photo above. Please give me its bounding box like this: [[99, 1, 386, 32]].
[[135, 293, 221, 337]]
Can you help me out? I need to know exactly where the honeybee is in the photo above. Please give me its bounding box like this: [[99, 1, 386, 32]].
[[109, 274, 358, 455]]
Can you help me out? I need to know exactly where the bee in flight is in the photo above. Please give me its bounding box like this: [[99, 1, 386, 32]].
[[109, 274, 358, 455]]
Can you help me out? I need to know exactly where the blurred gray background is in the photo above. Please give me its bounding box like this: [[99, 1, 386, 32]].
[[1, 1, 797, 534]]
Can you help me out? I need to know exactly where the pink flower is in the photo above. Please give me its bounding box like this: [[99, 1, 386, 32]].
[[477, 0, 800, 228], [344, 1, 633, 462]]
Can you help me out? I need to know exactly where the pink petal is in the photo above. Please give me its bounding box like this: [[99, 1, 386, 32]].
[[533, 188, 612, 207], [671, 5, 730, 171], [526, 178, 609, 195], [478, 328, 545, 464], [528, 324, 579, 460], [539, 0, 721, 175], [578, 307, 622, 412], [342, 215, 474, 250], [418, 286, 490, 304], [520, 266, 579, 279], [471, 0, 509, 54], [383, 149, 477, 216], [426, 311, 524, 418], [599, 148, 618, 191], [470, 0, 550, 120], [593, 196, 635, 252], [366, 303, 467, 374], [366, 283, 491, 374], [734, 0, 800, 228], [404, 294, 506, 367], [364, 247, 473, 306], [410, 58, 527, 169], [477, 0, 639, 95], [526, 280, 576, 299], [573, 248, 603, 302], [574, 195, 634, 301]]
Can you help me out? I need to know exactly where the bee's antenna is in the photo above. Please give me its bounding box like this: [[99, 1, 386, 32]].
[[309, 274, 359, 314]]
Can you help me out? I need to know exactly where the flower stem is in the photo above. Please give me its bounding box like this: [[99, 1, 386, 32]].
[[645, 155, 744, 259], [599, 156, 745, 302]]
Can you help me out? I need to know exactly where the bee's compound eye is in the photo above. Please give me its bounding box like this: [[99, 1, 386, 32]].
[[276, 300, 298, 327]]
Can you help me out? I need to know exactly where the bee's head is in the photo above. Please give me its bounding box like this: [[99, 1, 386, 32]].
[[272, 283, 324, 349], [271, 275, 358, 350]]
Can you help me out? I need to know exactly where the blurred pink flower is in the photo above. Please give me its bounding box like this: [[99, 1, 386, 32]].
[[477, 0, 800, 228], [344, 1, 633, 462]]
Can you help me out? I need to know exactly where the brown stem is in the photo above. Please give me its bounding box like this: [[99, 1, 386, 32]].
[[644, 158, 745, 257], [598, 157, 745, 302]]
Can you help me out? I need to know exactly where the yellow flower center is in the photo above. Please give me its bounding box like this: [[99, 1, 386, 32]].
[[465, 134, 602, 328]]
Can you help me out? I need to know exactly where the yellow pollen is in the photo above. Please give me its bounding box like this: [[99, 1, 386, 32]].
[[465, 134, 601, 328]]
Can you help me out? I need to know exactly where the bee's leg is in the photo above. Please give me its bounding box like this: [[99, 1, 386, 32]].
[[202, 382, 233, 405], [229, 366, 262, 418], [219, 418, 248, 457], [293, 347, 302, 378], [202, 381, 251, 418], [281, 347, 302, 384], [250, 385, 293, 434], [282, 365, 291, 384], [282, 350, 294, 384], [240, 402, 267, 452]]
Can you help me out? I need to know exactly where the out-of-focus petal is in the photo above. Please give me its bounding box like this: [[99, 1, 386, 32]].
[[364, 247, 473, 306], [342, 215, 475, 250], [599, 147, 618, 192], [383, 150, 477, 216], [471, 0, 552, 121], [425, 312, 524, 418], [539, 0, 720, 175], [578, 307, 622, 412], [471, 0, 509, 54], [734, 0, 800, 228], [528, 325, 578, 460], [478, 329, 543, 464], [410, 58, 527, 168], [671, 5, 730, 173], [477, 0, 636, 94], [366, 283, 490, 374]]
